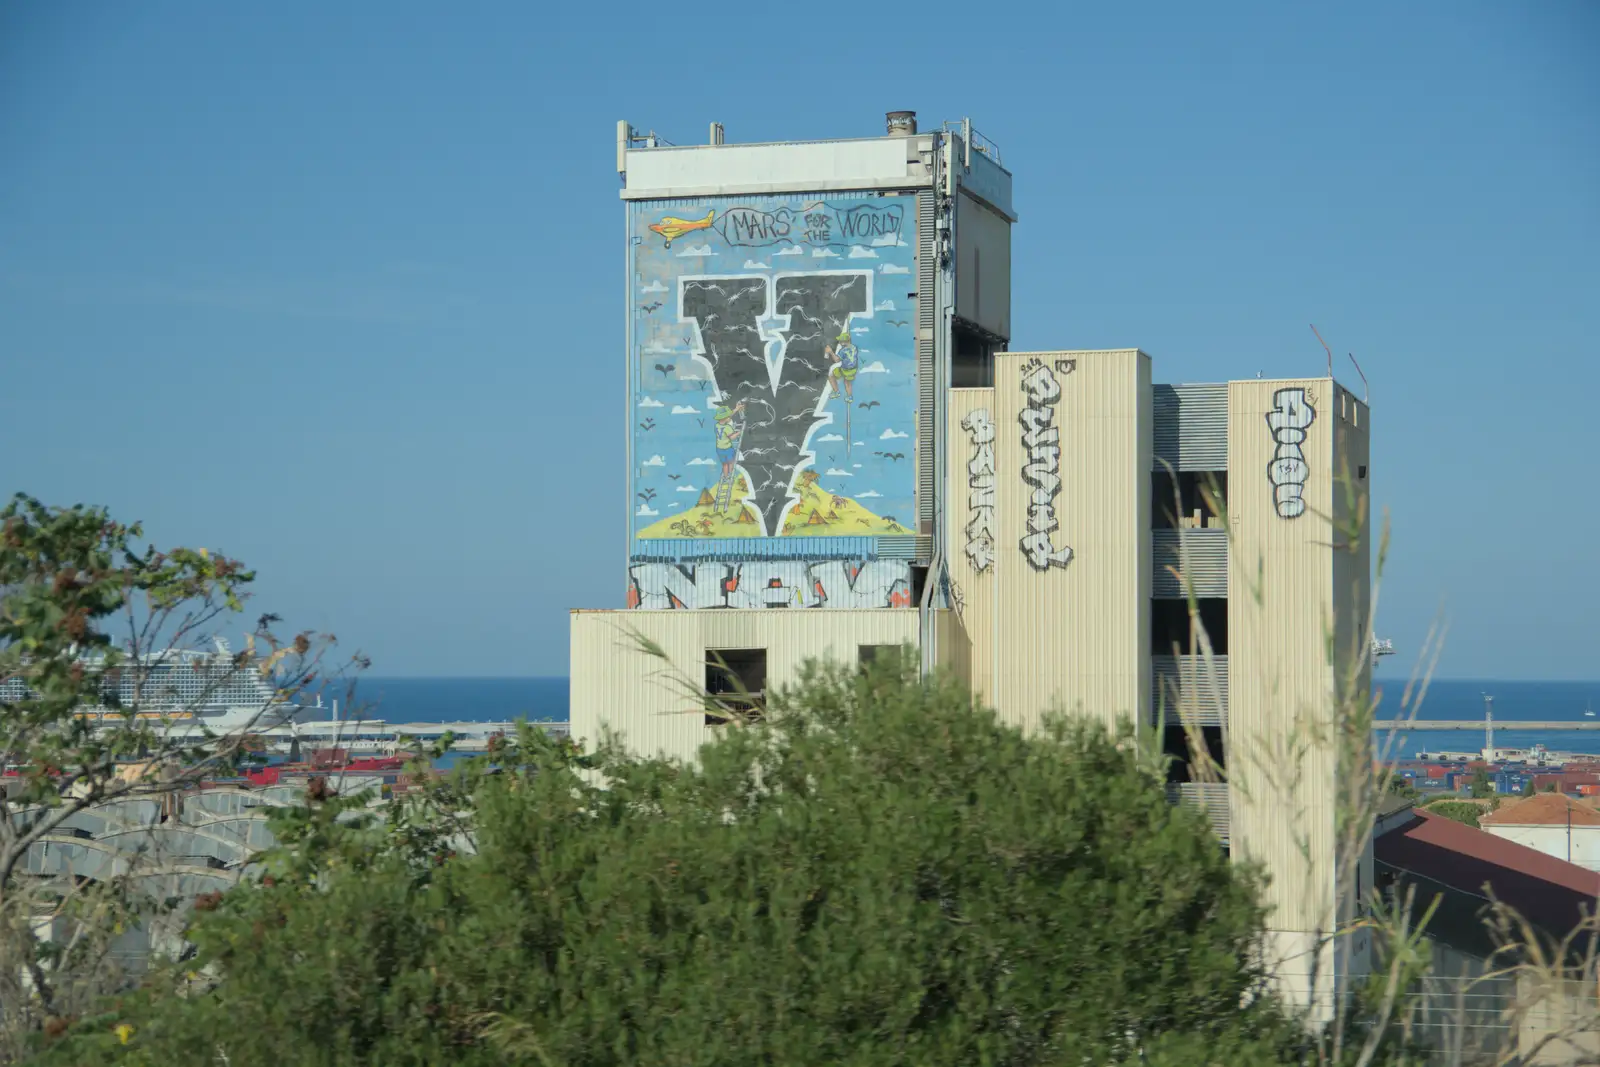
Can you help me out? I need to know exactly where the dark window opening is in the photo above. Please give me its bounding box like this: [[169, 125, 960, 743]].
[[1162, 725, 1227, 783], [1151, 598, 1228, 656], [1358, 465, 1368, 481], [706, 648, 766, 725], [858, 644, 901, 672], [1152, 471, 1227, 529], [908, 565, 929, 608], [952, 320, 996, 388]]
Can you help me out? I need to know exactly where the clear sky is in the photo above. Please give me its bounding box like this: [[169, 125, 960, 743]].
[[3, 2, 1595, 680]]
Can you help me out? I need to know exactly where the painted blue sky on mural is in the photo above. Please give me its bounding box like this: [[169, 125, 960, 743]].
[[629, 193, 919, 543]]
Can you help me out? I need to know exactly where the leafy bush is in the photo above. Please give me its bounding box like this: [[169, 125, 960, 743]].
[[46, 655, 1311, 1066]]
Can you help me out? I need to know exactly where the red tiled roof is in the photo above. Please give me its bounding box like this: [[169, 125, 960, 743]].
[[1375, 810, 1600, 937], [1481, 793, 1600, 827]]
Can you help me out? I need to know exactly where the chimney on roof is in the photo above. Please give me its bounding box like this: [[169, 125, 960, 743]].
[[886, 111, 917, 137]]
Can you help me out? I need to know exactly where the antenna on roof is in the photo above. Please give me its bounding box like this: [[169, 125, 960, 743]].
[[1310, 324, 1333, 379], [1347, 350, 1370, 405]]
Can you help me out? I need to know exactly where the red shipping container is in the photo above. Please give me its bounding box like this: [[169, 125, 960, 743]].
[[1579, 784, 1600, 797], [1426, 766, 1449, 779]]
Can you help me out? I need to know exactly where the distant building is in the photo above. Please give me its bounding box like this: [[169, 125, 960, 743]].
[[1376, 805, 1600, 1063], [1481, 793, 1600, 872], [571, 111, 1374, 1017]]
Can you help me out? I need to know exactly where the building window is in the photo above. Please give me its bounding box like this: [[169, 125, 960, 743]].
[[1162, 724, 1227, 783], [858, 644, 900, 671], [705, 648, 766, 725], [952, 321, 995, 388], [1151, 471, 1227, 530], [1151, 598, 1228, 656]]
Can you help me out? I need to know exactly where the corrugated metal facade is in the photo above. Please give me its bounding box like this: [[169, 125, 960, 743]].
[[570, 608, 924, 764], [632, 537, 881, 562], [1227, 378, 1344, 941], [916, 192, 937, 535], [989, 350, 1151, 733], [1151, 529, 1228, 598], [947, 388, 998, 706], [1151, 655, 1229, 728], [1168, 782, 1231, 844], [1153, 383, 1228, 471]]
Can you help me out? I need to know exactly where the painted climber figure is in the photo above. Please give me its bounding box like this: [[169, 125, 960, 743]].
[[713, 396, 746, 483], [826, 330, 860, 400]]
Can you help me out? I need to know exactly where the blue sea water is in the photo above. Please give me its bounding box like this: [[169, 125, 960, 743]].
[[335, 677, 569, 726], [335, 676, 1600, 760], [1374, 678, 1600, 760]]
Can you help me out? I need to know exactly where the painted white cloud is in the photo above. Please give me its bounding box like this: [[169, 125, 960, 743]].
[[854, 327, 869, 334], [636, 504, 658, 516], [742, 259, 770, 269], [853, 463, 863, 468], [870, 233, 908, 248], [687, 457, 716, 466], [642, 454, 666, 466], [676, 243, 715, 258], [816, 433, 844, 442], [811, 247, 840, 258], [852, 440, 864, 446], [640, 280, 667, 293], [671, 405, 699, 415], [848, 245, 878, 259], [859, 361, 887, 374], [774, 246, 804, 257], [875, 300, 896, 311], [638, 396, 664, 408], [824, 468, 853, 477], [880, 428, 909, 440], [670, 502, 682, 508], [676, 485, 698, 492], [879, 263, 911, 275], [643, 341, 675, 354], [858, 489, 881, 497]]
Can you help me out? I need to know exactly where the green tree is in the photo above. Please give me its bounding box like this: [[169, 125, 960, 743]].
[[1424, 801, 1483, 829], [1468, 768, 1494, 799], [0, 494, 349, 1058], [1385, 772, 1420, 800], [49, 655, 1315, 1066]]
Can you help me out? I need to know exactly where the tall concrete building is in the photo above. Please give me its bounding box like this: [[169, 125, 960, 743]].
[[570, 112, 1374, 1013]]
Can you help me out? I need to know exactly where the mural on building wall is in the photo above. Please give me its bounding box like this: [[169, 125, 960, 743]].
[[630, 195, 918, 542], [627, 559, 913, 610], [1266, 387, 1316, 519], [960, 408, 996, 573], [1018, 358, 1075, 571]]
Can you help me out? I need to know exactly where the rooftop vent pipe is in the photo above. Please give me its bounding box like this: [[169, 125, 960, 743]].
[[886, 111, 917, 137]]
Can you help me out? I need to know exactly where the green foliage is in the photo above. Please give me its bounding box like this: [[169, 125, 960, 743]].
[[1385, 772, 1420, 801], [46, 659, 1317, 1066], [1424, 801, 1483, 829], [1467, 768, 1494, 800]]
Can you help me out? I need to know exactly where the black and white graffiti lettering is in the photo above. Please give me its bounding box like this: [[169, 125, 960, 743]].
[[1018, 359, 1074, 571], [680, 273, 870, 535], [1266, 387, 1316, 519], [960, 408, 996, 573], [627, 560, 913, 610]]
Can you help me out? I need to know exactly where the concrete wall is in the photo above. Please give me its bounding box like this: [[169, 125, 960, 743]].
[[1484, 823, 1600, 871], [1228, 376, 1373, 1012], [570, 608, 923, 764], [978, 350, 1150, 733]]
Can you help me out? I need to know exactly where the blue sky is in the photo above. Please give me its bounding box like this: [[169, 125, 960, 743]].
[[2, 2, 1595, 679]]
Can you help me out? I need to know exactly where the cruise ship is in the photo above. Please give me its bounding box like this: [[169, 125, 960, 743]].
[[0, 638, 315, 735]]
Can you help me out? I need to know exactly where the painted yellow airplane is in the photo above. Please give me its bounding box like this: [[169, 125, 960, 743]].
[[649, 209, 715, 247]]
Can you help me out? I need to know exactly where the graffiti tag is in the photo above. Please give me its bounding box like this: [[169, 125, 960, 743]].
[[960, 408, 996, 573], [628, 560, 913, 610], [1266, 387, 1316, 519], [680, 272, 871, 536], [713, 202, 905, 249], [1018, 358, 1074, 571]]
